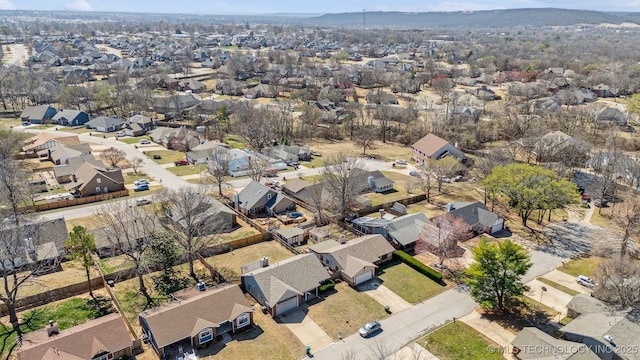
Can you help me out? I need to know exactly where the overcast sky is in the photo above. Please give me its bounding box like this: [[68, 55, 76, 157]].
[[1, 0, 639, 14]]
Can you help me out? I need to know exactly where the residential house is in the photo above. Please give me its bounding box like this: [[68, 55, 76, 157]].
[[186, 141, 227, 165], [432, 202, 503, 236], [266, 144, 311, 163], [384, 212, 432, 252], [51, 109, 90, 126], [234, 180, 295, 216], [365, 90, 398, 105], [22, 133, 82, 154], [53, 155, 107, 183], [411, 133, 465, 164], [0, 217, 68, 274], [20, 105, 56, 124], [244, 83, 278, 99], [309, 234, 394, 286], [275, 227, 305, 246], [241, 254, 330, 316], [360, 170, 395, 193], [586, 151, 640, 187], [17, 313, 134, 360], [560, 294, 640, 360], [225, 149, 251, 175], [511, 327, 599, 360], [139, 284, 254, 357], [181, 78, 206, 93], [152, 93, 202, 115], [91, 216, 159, 258], [165, 197, 237, 236], [86, 116, 125, 133], [148, 127, 200, 152], [46, 143, 92, 165], [533, 131, 590, 165], [64, 162, 126, 197], [124, 114, 154, 136], [594, 107, 627, 127]]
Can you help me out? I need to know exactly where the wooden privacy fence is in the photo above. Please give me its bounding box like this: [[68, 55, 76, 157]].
[[0, 277, 104, 315], [23, 190, 130, 212]]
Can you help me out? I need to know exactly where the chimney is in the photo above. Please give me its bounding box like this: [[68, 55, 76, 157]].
[[71, 172, 77, 182], [379, 209, 385, 218], [261, 257, 269, 267], [367, 176, 375, 189], [339, 234, 346, 244]]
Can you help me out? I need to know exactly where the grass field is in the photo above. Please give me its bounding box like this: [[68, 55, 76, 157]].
[[417, 322, 504, 360], [306, 281, 388, 340], [0, 118, 21, 129], [557, 257, 603, 277], [536, 277, 579, 296], [145, 149, 185, 164], [167, 164, 206, 176], [307, 139, 413, 162], [378, 262, 446, 304]]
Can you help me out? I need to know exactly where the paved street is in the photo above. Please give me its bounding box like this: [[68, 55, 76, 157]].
[[2, 44, 28, 67], [310, 286, 477, 360]]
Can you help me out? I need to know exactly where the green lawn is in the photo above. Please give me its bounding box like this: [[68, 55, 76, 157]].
[[29, 124, 56, 130], [417, 322, 504, 360], [145, 149, 185, 164], [558, 257, 602, 277], [307, 282, 388, 340], [168, 164, 206, 176], [120, 136, 150, 145], [225, 135, 247, 149], [379, 262, 446, 304], [124, 172, 149, 185], [536, 277, 579, 296], [0, 297, 114, 357], [0, 118, 22, 129]]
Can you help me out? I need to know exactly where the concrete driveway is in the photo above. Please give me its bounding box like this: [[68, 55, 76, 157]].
[[358, 279, 412, 313], [277, 307, 332, 352], [542, 269, 592, 295], [459, 310, 516, 348], [525, 279, 573, 318]]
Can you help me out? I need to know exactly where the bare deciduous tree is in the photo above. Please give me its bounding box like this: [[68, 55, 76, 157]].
[[321, 154, 368, 217], [100, 147, 127, 168], [206, 150, 230, 196], [245, 154, 270, 183], [594, 257, 640, 306], [416, 213, 472, 265], [159, 187, 229, 280], [95, 200, 159, 306], [129, 156, 144, 174]]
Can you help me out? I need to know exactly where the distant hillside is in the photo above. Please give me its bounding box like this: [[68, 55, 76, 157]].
[[305, 8, 640, 28]]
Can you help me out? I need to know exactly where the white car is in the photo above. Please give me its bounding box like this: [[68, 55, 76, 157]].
[[134, 179, 149, 186], [139, 139, 151, 144], [576, 275, 595, 287], [396, 159, 407, 165], [115, 132, 126, 138], [136, 198, 152, 206]]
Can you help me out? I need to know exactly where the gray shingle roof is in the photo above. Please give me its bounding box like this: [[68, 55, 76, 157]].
[[386, 212, 431, 246], [512, 327, 599, 360], [241, 254, 330, 305]]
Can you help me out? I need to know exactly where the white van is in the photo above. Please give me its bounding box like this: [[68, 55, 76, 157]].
[[576, 275, 595, 287]]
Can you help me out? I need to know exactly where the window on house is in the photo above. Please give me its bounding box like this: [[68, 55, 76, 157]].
[[237, 313, 250, 328], [199, 328, 213, 343], [267, 193, 272, 200], [96, 186, 101, 193], [96, 177, 101, 184]]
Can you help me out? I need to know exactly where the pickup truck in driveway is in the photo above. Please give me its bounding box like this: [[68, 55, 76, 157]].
[[174, 159, 190, 166]]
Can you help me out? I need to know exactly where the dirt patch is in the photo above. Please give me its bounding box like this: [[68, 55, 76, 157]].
[[307, 138, 412, 161]]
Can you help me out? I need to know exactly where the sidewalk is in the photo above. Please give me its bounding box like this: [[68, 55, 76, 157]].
[[358, 279, 412, 313]]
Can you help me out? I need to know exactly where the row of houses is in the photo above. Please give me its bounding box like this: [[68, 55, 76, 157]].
[[20, 105, 155, 135]]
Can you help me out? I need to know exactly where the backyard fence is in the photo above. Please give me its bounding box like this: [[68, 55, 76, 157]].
[[22, 190, 130, 212]]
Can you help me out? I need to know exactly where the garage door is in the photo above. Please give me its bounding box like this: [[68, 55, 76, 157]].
[[491, 219, 504, 234], [275, 296, 298, 316], [355, 271, 373, 285]]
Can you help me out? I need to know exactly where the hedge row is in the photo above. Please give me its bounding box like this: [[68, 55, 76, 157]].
[[393, 250, 443, 283], [319, 279, 336, 292]]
